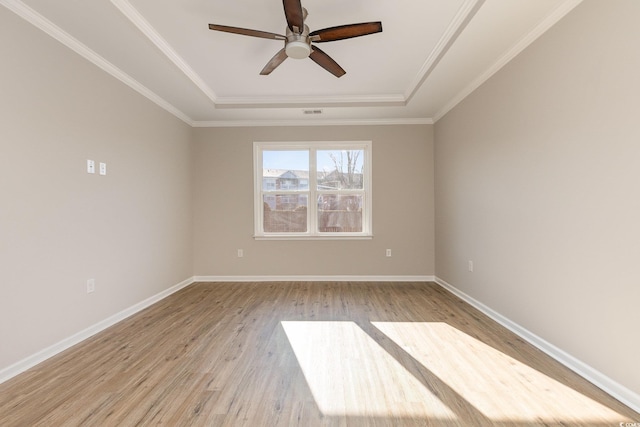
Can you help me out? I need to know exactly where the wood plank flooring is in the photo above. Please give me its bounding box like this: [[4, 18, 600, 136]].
[[0, 281, 638, 426]]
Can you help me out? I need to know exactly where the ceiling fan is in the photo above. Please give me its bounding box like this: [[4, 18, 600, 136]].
[[208, 0, 382, 77]]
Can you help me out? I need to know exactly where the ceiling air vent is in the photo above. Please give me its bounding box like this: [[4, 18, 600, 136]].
[[303, 109, 323, 115]]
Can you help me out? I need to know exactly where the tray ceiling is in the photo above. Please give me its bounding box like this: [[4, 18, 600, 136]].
[[2, 0, 583, 126]]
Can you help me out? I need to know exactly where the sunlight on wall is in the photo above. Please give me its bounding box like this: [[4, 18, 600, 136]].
[[281, 321, 457, 419], [371, 322, 630, 424]]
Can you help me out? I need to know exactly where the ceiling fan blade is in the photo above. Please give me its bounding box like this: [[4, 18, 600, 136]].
[[209, 24, 286, 41], [309, 22, 382, 43], [282, 0, 304, 33], [260, 48, 288, 75], [309, 46, 346, 78]]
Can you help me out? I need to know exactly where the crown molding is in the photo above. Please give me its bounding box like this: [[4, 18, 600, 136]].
[[1, 0, 193, 125], [433, 0, 584, 122], [110, 0, 218, 105], [192, 117, 433, 128], [404, 0, 485, 103], [214, 94, 407, 109]]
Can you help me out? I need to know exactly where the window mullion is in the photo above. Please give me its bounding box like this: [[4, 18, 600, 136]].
[[309, 148, 317, 235]]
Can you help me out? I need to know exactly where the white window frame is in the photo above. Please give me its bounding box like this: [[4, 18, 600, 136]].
[[254, 141, 373, 240]]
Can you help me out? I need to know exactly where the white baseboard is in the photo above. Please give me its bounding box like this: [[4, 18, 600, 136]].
[[0, 276, 195, 385], [194, 275, 435, 282], [434, 276, 640, 414]]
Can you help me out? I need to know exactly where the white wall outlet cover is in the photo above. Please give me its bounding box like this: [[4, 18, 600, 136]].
[[86, 279, 95, 293], [99, 162, 107, 175], [87, 160, 95, 174]]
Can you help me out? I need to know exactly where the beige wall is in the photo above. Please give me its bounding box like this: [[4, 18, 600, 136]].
[[193, 125, 435, 277], [435, 0, 640, 394], [0, 9, 193, 370]]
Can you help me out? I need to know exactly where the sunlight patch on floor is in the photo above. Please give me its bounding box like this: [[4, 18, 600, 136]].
[[371, 321, 630, 424], [281, 321, 457, 419]]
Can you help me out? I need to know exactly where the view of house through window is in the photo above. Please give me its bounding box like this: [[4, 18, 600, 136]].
[[255, 142, 372, 238]]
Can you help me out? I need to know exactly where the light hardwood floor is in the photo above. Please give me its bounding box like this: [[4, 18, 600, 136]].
[[0, 282, 638, 426]]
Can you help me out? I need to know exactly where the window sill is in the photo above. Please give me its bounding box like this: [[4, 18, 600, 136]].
[[254, 234, 373, 241]]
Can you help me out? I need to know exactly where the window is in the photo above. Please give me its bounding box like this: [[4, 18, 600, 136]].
[[254, 141, 372, 239]]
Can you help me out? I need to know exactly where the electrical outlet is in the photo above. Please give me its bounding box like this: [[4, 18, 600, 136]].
[[237, 249, 243, 258], [99, 162, 107, 175], [468, 261, 474, 272], [87, 160, 95, 174], [386, 249, 392, 257], [87, 279, 95, 293]]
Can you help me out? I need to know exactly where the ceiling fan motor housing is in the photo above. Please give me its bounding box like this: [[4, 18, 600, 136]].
[[285, 25, 311, 59]]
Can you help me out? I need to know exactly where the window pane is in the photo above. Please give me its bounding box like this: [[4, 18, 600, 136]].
[[263, 195, 308, 232], [263, 150, 309, 190], [317, 194, 363, 232], [317, 150, 364, 190]]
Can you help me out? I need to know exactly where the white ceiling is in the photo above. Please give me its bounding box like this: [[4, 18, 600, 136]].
[[3, 0, 582, 126]]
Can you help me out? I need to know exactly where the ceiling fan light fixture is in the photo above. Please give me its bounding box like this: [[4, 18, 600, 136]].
[[209, 2, 382, 76], [285, 40, 311, 59]]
